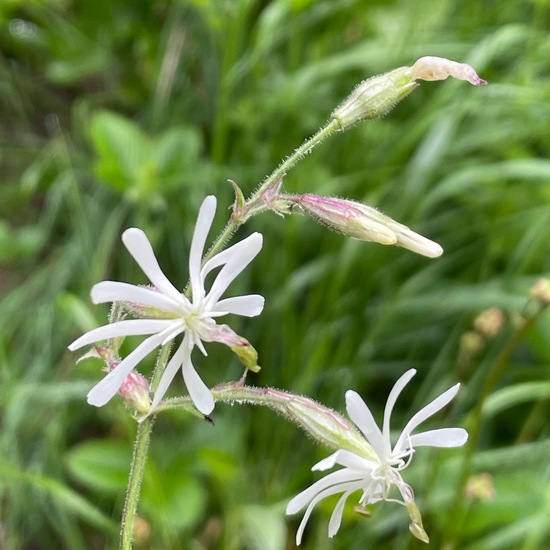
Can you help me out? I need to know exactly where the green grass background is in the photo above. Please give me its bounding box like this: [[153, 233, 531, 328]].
[[1, 0, 550, 548]]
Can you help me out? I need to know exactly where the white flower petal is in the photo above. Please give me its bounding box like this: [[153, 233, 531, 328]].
[[200, 232, 261, 279], [286, 468, 365, 515], [394, 383, 461, 454], [212, 295, 265, 317], [410, 427, 468, 448], [182, 353, 214, 415], [328, 490, 355, 538], [313, 449, 375, 472], [68, 319, 175, 351], [345, 390, 385, 460], [122, 228, 182, 303], [203, 233, 263, 307], [91, 281, 185, 314], [86, 331, 167, 406], [189, 196, 216, 303], [291, 479, 364, 546], [382, 369, 416, 454], [147, 338, 189, 414]]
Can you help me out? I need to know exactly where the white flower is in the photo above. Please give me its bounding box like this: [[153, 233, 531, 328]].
[[286, 369, 467, 544], [68, 195, 264, 417]]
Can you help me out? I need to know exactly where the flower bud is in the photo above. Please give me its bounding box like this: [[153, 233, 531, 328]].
[[230, 338, 261, 373], [118, 370, 152, 413], [291, 194, 443, 258], [331, 56, 485, 131], [331, 67, 417, 131], [93, 346, 152, 413], [284, 393, 376, 458]]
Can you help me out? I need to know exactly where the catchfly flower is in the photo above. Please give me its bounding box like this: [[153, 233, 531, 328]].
[[286, 369, 467, 544], [68, 196, 264, 417]]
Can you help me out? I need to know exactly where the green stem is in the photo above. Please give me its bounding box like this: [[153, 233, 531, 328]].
[[444, 303, 547, 548], [203, 119, 340, 263], [119, 416, 154, 550], [249, 119, 340, 203], [157, 382, 374, 459], [119, 344, 171, 549]]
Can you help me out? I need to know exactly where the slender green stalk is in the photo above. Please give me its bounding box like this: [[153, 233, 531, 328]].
[[202, 119, 340, 264], [156, 382, 376, 459], [119, 344, 171, 549], [248, 119, 340, 203], [119, 416, 154, 550]]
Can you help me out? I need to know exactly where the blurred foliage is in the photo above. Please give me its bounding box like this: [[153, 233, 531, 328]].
[[1, 0, 550, 549]]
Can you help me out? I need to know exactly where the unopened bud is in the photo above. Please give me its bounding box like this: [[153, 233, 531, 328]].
[[291, 194, 442, 258], [94, 346, 151, 413], [332, 67, 417, 131], [273, 390, 376, 458], [118, 370, 151, 413], [331, 57, 485, 131], [230, 338, 261, 373]]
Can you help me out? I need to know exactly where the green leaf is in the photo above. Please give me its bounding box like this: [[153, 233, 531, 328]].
[[66, 439, 131, 494], [90, 110, 151, 192]]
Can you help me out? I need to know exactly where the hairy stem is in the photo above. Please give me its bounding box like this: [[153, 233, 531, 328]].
[[120, 416, 154, 550], [119, 344, 171, 549], [202, 119, 340, 263]]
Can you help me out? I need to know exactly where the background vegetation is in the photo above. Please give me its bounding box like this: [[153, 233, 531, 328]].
[[1, 0, 549, 548]]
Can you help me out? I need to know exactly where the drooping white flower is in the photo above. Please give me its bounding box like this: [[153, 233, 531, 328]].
[[68, 195, 264, 417], [286, 369, 467, 544]]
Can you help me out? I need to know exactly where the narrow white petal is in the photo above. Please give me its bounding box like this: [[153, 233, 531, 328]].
[[203, 233, 263, 306], [345, 390, 385, 460], [328, 490, 355, 537], [286, 469, 364, 514], [313, 449, 375, 472], [86, 331, 167, 406], [91, 281, 185, 314], [68, 319, 175, 351], [212, 295, 265, 317], [182, 354, 214, 414], [290, 479, 364, 545], [148, 339, 189, 414], [410, 428, 468, 448], [189, 196, 216, 303], [394, 383, 461, 453], [122, 228, 182, 303], [201, 232, 262, 280], [382, 369, 416, 454]]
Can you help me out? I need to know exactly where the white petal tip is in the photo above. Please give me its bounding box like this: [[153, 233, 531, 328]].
[[197, 401, 215, 416], [87, 385, 113, 407], [122, 227, 145, 242]]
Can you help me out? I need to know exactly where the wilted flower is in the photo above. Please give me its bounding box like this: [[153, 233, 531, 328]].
[[410, 56, 487, 85], [289, 194, 443, 258], [286, 369, 467, 544], [69, 196, 264, 417]]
